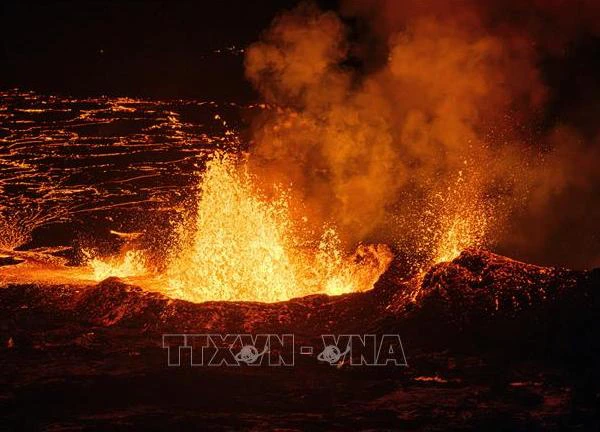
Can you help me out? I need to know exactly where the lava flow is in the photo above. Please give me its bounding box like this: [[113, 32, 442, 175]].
[[0, 90, 489, 303]]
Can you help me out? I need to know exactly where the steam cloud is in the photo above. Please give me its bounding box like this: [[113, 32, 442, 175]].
[[244, 0, 600, 269]]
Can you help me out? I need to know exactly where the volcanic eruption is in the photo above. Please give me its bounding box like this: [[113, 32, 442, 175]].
[[78, 0, 599, 302], [1, 0, 599, 430]]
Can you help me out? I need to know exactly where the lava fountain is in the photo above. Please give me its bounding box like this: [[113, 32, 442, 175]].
[[89, 151, 393, 303]]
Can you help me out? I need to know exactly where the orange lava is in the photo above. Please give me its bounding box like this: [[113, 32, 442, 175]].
[[87, 152, 393, 302]]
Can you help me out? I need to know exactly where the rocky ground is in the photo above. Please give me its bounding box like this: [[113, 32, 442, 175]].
[[1, 249, 599, 430]]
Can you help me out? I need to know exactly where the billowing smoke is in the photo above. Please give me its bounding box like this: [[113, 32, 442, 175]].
[[244, 0, 600, 269]]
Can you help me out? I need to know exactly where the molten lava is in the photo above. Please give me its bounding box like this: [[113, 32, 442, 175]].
[[0, 91, 492, 304], [430, 175, 489, 265], [88, 152, 393, 302], [86, 249, 148, 281]]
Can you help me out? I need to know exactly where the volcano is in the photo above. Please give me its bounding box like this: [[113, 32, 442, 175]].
[[2, 0, 600, 427], [1, 249, 598, 430]]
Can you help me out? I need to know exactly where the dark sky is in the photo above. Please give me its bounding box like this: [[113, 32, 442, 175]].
[[1, 1, 309, 100], [3, 0, 598, 108]]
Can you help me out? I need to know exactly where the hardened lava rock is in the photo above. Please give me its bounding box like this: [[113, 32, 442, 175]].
[[396, 248, 600, 356], [1, 249, 599, 430], [0, 248, 597, 357]]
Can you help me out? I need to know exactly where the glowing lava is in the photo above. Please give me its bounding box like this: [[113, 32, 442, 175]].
[[0, 91, 496, 304], [428, 171, 490, 265], [89, 152, 393, 303], [432, 211, 488, 265], [162, 152, 392, 302], [86, 249, 148, 281]]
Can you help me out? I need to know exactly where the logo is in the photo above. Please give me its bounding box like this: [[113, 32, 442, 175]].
[[317, 344, 351, 364], [163, 333, 407, 367], [316, 334, 408, 366]]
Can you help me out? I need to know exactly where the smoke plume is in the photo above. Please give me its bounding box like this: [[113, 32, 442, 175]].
[[244, 0, 600, 269]]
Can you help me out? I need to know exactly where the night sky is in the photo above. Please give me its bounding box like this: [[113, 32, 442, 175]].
[[1, 1, 310, 99], [3, 0, 599, 111]]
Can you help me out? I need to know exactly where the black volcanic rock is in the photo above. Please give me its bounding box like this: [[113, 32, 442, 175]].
[[392, 249, 600, 359], [1, 249, 598, 356], [1, 249, 599, 430]]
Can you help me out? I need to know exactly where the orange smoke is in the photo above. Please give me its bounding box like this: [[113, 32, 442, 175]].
[[244, 1, 600, 269]]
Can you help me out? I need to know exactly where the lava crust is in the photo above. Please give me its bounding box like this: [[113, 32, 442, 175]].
[[1, 249, 599, 430]]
